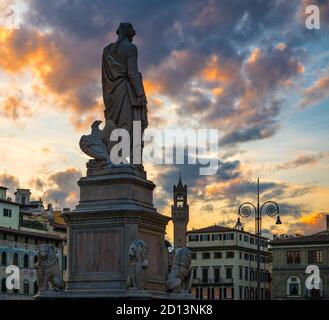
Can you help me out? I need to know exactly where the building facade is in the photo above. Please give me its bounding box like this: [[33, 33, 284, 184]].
[[0, 187, 20, 229], [0, 187, 67, 300], [187, 225, 272, 300], [171, 176, 189, 248], [270, 215, 329, 300]]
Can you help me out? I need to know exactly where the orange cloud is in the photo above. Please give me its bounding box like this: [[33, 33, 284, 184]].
[[202, 55, 233, 83], [0, 27, 102, 130]]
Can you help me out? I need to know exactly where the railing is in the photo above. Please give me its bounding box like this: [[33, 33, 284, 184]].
[[192, 277, 234, 285]]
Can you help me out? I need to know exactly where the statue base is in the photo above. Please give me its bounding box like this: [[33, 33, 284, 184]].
[[61, 165, 171, 298]]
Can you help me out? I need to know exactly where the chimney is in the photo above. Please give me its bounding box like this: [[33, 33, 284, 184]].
[[326, 215, 329, 231]]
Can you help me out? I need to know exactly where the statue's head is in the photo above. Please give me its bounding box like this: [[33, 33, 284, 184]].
[[116, 22, 136, 43], [173, 247, 192, 270], [128, 240, 148, 267], [38, 244, 56, 262]]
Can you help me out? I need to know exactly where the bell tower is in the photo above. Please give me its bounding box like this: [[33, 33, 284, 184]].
[[171, 174, 189, 248]]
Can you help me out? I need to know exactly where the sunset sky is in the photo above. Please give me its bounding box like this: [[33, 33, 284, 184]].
[[0, 0, 328, 242]]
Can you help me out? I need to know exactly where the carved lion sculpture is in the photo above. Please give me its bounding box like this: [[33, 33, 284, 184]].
[[127, 240, 148, 290], [167, 247, 192, 293], [35, 244, 65, 292]]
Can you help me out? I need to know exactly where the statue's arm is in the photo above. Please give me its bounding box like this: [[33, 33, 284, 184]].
[[127, 44, 146, 99]]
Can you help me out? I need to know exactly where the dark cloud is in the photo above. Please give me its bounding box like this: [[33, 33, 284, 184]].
[[277, 152, 329, 170], [43, 168, 82, 208], [0, 172, 19, 193], [152, 158, 241, 211], [4, 0, 308, 143]]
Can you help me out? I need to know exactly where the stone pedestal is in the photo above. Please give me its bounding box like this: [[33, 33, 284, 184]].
[[63, 165, 170, 298]]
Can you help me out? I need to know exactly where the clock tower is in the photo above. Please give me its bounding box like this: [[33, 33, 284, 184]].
[[171, 174, 189, 248]]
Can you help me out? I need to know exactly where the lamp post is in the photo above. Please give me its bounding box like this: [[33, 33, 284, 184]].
[[235, 178, 282, 300]]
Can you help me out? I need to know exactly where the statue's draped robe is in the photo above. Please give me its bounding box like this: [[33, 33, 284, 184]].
[[102, 38, 148, 136]]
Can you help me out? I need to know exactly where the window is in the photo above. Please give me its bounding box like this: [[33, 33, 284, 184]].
[[1, 252, 7, 266], [2, 233, 7, 240], [244, 235, 249, 242], [202, 252, 210, 259], [13, 253, 18, 266], [189, 234, 198, 242], [1, 278, 6, 293], [202, 268, 208, 283], [23, 254, 29, 268], [176, 194, 184, 207], [226, 287, 234, 299], [228, 233, 234, 240], [250, 254, 255, 261], [287, 251, 300, 264], [214, 267, 220, 283], [14, 235, 18, 242], [200, 234, 210, 241], [192, 268, 197, 279], [245, 267, 249, 281], [23, 280, 29, 295], [212, 234, 221, 241], [214, 252, 222, 259], [244, 253, 249, 260], [308, 250, 323, 264], [250, 268, 255, 281], [34, 255, 38, 264], [239, 234, 242, 241], [34, 237, 39, 245], [21, 196, 26, 205], [226, 251, 234, 259], [34, 281, 38, 295], [3, 208, 12, 217], [239, 266, 243, 280], [250, 237, 254, 244], [226, 267, 232, 279], [287, 277, 301, 297], [239, 252, 242, 259], [245, 287, 249, 300]]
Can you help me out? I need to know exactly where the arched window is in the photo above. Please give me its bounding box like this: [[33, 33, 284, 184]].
[[23, 254, 29, 268], [1, 252, 7, 266], [13, 253, 18, 266], [1, 278, 6, 293], [34, 281, 38, 295], [287, 276, 301, 297], [23, 280, 29, 295], [176, 194, 184, 207]]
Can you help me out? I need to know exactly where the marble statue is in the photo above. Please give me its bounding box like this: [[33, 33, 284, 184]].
[[167, 247, 192, 293], [79, 22, 147, 169], [127, 240, 149, 290], [79, 120, 111, 168], [35, 244, 65, 292]]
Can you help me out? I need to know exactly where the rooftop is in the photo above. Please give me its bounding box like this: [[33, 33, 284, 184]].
[[187, 225, 269, 240], [270, 229, 329, 246], [0, 225, 66, 241]]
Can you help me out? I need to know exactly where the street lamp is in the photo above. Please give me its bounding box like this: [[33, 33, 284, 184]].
[[236, 178, 282, 300]]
